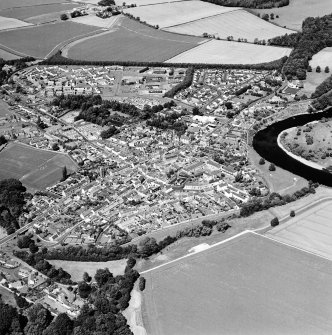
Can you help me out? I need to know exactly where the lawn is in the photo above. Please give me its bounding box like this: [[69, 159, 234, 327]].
[[165, 10, 295, 42], [165, 39, 292, 64], [142, 232, 332, 335], [0, 142, 77, 191], [0, 21, 99, 58], [67, 17, 203, 62], [48, 259, 127, 282], [253, 0, 332, 31], [124, 1, 238, 28]]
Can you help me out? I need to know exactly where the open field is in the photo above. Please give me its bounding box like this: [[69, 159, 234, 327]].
[[0, 0, 67, 10], [115, 0, 184, 5], [0, 3, 76, 20], [0, 285, 16, 306], [0, 142, 77, 190], [0, 49, 20, 60], [165, 10, 294, 42], [49, 259, 127, 282], [67, 17, 203, 62], [0, 21, 99, 58], [0, 99, 16, 117], [124, 1, 238, 28], [267, 200, 332, 260], [70, 14, 120, 28], [142, 232, 332, 335], [310, 47, 332, 69], [253, 0, 332, 31], [0, 16, 32, 30], [165, 39, 291, 64], [300, 72, 330, 97]]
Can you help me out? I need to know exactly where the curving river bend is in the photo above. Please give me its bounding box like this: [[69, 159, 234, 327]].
[[252, 107, 332, 187]]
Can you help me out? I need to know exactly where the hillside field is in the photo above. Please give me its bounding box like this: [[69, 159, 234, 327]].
[[124, 1, 239, 28], [0, 142, 77, 190], [0, 21, 99, 58], [165, 39, 291, 64], [67, 17, 204, 62], [165, 9, 294, 42], [142, 232, 332, 335]]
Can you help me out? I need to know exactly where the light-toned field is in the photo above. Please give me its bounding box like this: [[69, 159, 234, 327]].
[[300, 71, 330, 97], [124, 1, 239, 28], [253, 0, 332, 31], [267, 201, 332, 260], [165, 39, 291, 64], [142, 232, 332, 335], [165, 10, 294, 42], [70, 14, 119, 28], [0, 0, 67, 10], [0, 21, 99, 58], [0, 16, 32, 30], [48, 259, 127, 282], [0, 142, 77, 190], [310, 47, 332, 69]]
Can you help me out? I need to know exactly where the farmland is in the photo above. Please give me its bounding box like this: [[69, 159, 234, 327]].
[[165, 10, 294, 42], [142, 232, 332, 335], [0, 49, 20, 60], [124, 1, 238, 28], [67, 17, 204, 62], [48, 259, 127, 282], [0, 142, 77, 191], [0, 21, 99, 58], [165, 39, 291, 64], [0, 0, 67, 10], [0, 16, 32, 31], [310, 47, 332, 69]]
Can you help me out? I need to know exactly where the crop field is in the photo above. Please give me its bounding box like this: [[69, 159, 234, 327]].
[[115, 0, 184, 5], [124, 1, 238, 28], [254, 0, 332, 31], [0, 142, 77, 190], [67, 17, 203, 62], [0, 49, 20, 60], [0, 3, 76, 20], [49, 259, 127, 282], [0, 0, 67, 10], [165, 39, 291, 64], [0, 16, 32, 31], [142, 232, 332, 335], [0, 21, 99, 58], [267, 200, 332, 260], [165, 10, 295, 42]]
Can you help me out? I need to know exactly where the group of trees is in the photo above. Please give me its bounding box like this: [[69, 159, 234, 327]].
[[310, 74, 332, 111], [311, 75, 332, 99], [164, 67, 194, 98], [270, 14, 332, 80], [0, 134, 7, 145], [201, 0, 289, 9]]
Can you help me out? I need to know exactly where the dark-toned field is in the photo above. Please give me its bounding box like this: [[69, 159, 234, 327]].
[[142, 232, 332, 335], [67, 17, 204, 62], [0, 21, 99, 58], [0, 0, 67, 10], [0, 142, 77, 190]]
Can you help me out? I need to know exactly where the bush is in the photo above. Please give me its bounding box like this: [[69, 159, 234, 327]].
[[259, 158, 265, 165], [60, 14, 68, 21], [139, 277, 146, 291], [290, 210, 295, 217], [316, 66, 321, 73], [271, 217, 279, 227], [325, 66, 330, 73], [269, 163, 276, 171]]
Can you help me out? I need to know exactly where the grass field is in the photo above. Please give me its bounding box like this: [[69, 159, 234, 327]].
[[310, 47, 332, 69], [0, 99, 16, 116], [165, 39, 292, 64], [0, 16, 32, 30], [67, 17, 203, 62], [0, 21, 99, 58], [49, 259, 127, 282], [0, 0, 67, 10], [142, 232, 332, 335], [0, 49, 20, 60], [165, 10, 294, 42], [253, 0, 332, 31], [70, 14, 119, 28], [124, 1, 238, 28], [0, 142, 77, 190], [267, 200, 332, 260], [0, 285, 16, 306]]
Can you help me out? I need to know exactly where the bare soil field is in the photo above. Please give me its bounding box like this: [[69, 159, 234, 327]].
[[165, 10, 294, 42], [253, 0, 332, 31], [142, 232, 332, 335], [67, 17, 203, 62], [0, 0, 67, 10], [0, 16, 32, 30], [49, 259, 127, 282], [165, 39, 291, 64], [267, 200, 332, 260], [124, 1, 238, 28], [0, 142, 77, 190], [0, 21, 99, 58]]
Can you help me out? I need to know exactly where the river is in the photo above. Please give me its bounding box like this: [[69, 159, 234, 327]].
[[252, 107, 332, 187]]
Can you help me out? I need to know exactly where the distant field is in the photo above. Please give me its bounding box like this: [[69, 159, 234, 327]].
[[115, 0, 184, 5], [165, 10, 295, 42], [0, 3, 76, 20], [67, 17, 203, 62], [253, 0, 332, 31], [0, 49, 20, 60], [310, 47, 332, 69], [49, 259, 127, 282], [165, 39, 291, 64], [0, 21, 99, 58], [0, 142, 77, 190], [0, 0, 67, 10], [124, 1, 238, 28], [0, 16, 32, 30], [142, 232, 332, 335], [70, 14, 119, 28]]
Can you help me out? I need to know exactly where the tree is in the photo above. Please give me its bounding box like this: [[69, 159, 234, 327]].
[[290, 210, 295, 217], [0, 135, 7, 145], [14, 294, 30, 309], [325, 66, 330, 73], [17, 235, 33, 249], [52, 142, 59, 151], [225, 101, 233, 110], [262, 14, 269, 21], [270, 13, 274, 20], [139, 277, 146, 291], [259, 158, 265, 165], [83, 272, 91, 283], [192, 106, 202, 115], [43, 313, 73, 335], [269, 163, 276, 171], [29, 242, 39, 254], [60, 14, 68, 21], [24, 303, 53, 335], [316, 66, 321, 73], [78, 281, 91, 299], [95, 268, 113, 287], [61, 166, 67, 182], [307, 65, 312, 72], [271, 217, 279, 227]]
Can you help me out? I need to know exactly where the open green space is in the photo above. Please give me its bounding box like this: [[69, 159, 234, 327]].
[[142, 232, 332, 335]]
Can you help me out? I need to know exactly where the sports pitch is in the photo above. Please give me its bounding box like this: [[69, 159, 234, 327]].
[[142, 232, 332, 335], [0, 142, 77, 190]]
